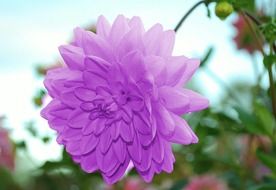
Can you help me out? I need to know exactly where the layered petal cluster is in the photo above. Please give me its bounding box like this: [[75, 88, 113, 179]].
[[41, 15, 208, 184]]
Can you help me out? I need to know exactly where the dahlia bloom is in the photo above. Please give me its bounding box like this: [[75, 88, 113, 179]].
[[232, 15, 263, 54], [41, 15, 208, 184], [185, 175, 228, 190], [0, 118, 15, 170]]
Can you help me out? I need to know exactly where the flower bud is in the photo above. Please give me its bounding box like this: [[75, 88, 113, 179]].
[[215, 1, 234, 20]]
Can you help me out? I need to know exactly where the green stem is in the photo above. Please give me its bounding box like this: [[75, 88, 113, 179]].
[[174, 0, 211, 32], [242, 11, 276, 119], [268, 59, 276, 118]]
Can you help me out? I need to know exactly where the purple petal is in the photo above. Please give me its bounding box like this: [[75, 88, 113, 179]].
[[48, 117, 66, 132], [80, 151, 98, 172], [112, 138, 127, 163], [152, 135, 164, 164], [68, 109, 89, 128], [121, 50, 146, 82], [169, 113, 198, 144], [80, 102, 95, 112], [109, 15, 130, 46], [102, 156, 130, 185], [60, 91, 82, 108], [84, 56, 110, 76], [137, 132, 154, 147], [83, 71, 108, 90], [129, 16, 145, 34], [159, 30, 175, 56], [96, 146, 118, 174], [62, 127, 82, 141], [127, 134, 142, 163], [59, 45, 84, 70], [158, 86, 190, 115], [134, 146, 152, 172], [99, 129, 112, 154], [144, 56, 166, 78], [66, 140, 81, 156], [73, 27, 113, 61], [96, 15, 111, 39], [80, 134, 99, 155], [180, 88, 209, 113], [133, 113, 151, 135], [117, 28, 143, 60], [118, 120, 134, 143], [143, 24, 163, 55], [74, 87, 96, 102], [161, 143, 175, 173], [93, 118, 107, 136], [110, 123, 120, 141], [155, 103, 175, 137]]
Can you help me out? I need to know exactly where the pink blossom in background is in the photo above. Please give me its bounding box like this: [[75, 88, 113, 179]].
[[41, 15, 208, 184], [232, 14, 263, 54], [124, 178, 149, 190], [0, 117, 15, 171], [185, 175, 228, 190]]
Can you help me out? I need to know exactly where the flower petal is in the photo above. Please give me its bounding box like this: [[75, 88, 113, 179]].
[[83, 71, 108, 90], [96, 146, 118, 174], [109, 15, 130, 46], [73, 27, 113, 61], [159, 30, 175, 56], [80, 150, 98, 172], [74, 87, 96, 102], [96, 15, 111, 39], [102, 156, 130, 185], [60, 91, 82, 108], [127, 134, 142, 163], [180, 88, 209, 113], [152, 135, 165, 164], [84, 56, 110, 76], [80, 134, 99, 155], [112, 138, 127, 163], [118, 120, 134, 143], [158, 86, 190, 115], [169, 113, 198, 144], [143, 24, 163, 55], [59, 45, 84, 70], [155, 103, 175, 137], [66, 140, 81, 156], [100, 129, 112, 154], [133, 113, 151, 135], [68, 109, 89, 128]]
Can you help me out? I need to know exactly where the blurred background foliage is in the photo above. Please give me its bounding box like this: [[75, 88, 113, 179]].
[[0, 0, 275, 189]]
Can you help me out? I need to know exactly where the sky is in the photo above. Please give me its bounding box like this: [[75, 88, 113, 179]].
[[0, 0, 264, 164]]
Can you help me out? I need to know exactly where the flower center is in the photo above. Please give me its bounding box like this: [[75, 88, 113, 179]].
[[88, 100, 117, 121]]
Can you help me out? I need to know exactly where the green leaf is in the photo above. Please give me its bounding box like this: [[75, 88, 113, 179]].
[[26, 121, 38, 137], [263, 55, 276, 68], [169, 179, 187, 190], [254, 102, 276, 137], [16, 141, 26, 150], [200, 47, 214, 68], [256, 149, 276, 173], [233, 0, 255, 11], [235, 107, 265, 135], [250, 183, 276, 190]]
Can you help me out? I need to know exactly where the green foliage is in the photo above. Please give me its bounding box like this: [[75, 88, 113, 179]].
[[256, 149, 276, 174], [260, 19, 276, 45]]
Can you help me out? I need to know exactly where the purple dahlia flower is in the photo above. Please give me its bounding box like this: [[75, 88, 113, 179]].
[[41, 15, 208, 184]]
